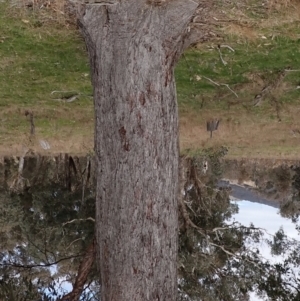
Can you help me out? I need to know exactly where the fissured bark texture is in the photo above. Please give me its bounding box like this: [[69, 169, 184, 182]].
[[78, 1, 197, 300]]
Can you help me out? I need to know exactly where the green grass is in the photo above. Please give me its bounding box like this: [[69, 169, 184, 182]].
[[0, 3, 93, 153], [176, 36, 300, 111], [0, 4, 92, 103], [1, 1, 300, 157]]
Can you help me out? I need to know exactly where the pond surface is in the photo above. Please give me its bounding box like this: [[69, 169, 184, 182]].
[[231, 197, 299, 301], [233, 200, 298, 240], [1, 155, 299, 300]]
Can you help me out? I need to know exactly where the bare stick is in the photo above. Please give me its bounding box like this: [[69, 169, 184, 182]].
[[220, 44, 235, 52], [203, 76, 238, 98], [63, 217, 95, 226], [285, 69, 300, 72], [217, 45, 227, 66]]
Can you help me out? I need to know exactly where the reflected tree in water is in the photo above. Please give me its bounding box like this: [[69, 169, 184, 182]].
[[1, 151, 300, 300], [0, 154, 97, 300]]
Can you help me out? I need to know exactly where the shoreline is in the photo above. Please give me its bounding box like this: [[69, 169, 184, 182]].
[[219, 180, 280, 209]]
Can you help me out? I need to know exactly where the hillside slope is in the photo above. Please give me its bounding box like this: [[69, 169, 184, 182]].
[[1, 0, 300, 157]]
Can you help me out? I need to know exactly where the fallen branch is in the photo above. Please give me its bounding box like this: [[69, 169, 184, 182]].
[[25, 110, 35, 135], [217, 44, 227, 66], [66, 238, 84, 251], [51, 90, 78, 95], [202, 76, 238, 98], [51, 91, 79, 103], [63, 217, 95, 226], [285, 69, 300, 72], [220, 44, 235, 52]]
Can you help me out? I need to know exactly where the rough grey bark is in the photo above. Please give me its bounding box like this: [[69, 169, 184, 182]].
[[78, 0, 198, 300]]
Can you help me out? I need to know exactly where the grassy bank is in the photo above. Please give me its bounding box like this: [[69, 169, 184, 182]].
[[0, 3, 93, 155], [176, 1, 300, 158], [1, 1, 300, 158]]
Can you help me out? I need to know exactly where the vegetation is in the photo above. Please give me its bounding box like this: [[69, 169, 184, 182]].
[[1, 152, 300, 300], [0, 2, 93, 155], [1, 1, 300, 157], [1, 0, 300, 300], [176, 0, 300, 158]]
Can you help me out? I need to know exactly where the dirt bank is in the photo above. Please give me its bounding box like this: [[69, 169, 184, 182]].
[[221, 158, 300, 207]]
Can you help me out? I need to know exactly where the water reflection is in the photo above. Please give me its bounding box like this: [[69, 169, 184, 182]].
[[1, 154, 300, 300], [233, 200, 298, 240], [220, 180, 279, 209], [0, 154, 97, 300], [232, 199, 300, 301]]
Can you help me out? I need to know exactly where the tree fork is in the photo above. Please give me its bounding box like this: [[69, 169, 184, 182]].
[[78, 0, 198, 300]]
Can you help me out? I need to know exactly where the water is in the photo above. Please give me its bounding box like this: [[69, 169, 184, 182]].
[[231, 199, 299, 301], [233, 200, 298, 240]]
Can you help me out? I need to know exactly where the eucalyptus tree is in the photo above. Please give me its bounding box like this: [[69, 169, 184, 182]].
[[77, 0, 199, 300]]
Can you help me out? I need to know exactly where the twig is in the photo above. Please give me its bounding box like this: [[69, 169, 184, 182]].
[[182, 53, 238, 98], [66, 238, 83, 250], [210, 242, 271, 273], [285, 69, 300, 72], [212, 223, 263, 233], [210, 243, 235, 257], [217, 45, 227, 66], [51, 90, 78, 95], [25, 110, 35, 135], [81, 156, 91, 205], [2, 254, 83, 269], [202, 76, 238, 98], [212, 223, 240, 232], [220, 44, 235, 52], [63, 217, 95, 226]]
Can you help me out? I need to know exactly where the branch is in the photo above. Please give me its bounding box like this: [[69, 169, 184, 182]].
[[220, 44, 235, 52], [285, 69, 300, 72], [51, 90, 78, 95], [63, 217, 95, 226], [217, 45, 227, 66], [66, 238, 84, 250], [210, 242, 272, 274], [59, 239, 96, 301], [202, 76, 238, 98], [212, 223, 264, 233], [1, 254, 83, 269], [84, 0, 118, 5], [179, 195, 206, 238]]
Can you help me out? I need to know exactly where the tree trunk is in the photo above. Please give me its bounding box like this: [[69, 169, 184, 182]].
[[78, 1, 197, 300]]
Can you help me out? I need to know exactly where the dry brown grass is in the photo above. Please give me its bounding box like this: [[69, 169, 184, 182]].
[[0, 104, 94, 156], [179, 102, 300, 159], [9, 0, 77, 25], [0, 133, 93, 156], [218, 0, 300, 41], [3, 0, 300, 159], [178, 0, 300, 159], [267, 0, 294, 11], [224, 24, 258, 41]]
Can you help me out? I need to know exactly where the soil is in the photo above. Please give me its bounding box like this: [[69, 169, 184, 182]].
[[0, 134, 94, 157], [221, 158, 300, 207], [219, 180, 279, 208]]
